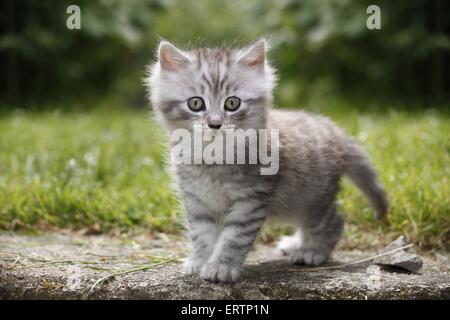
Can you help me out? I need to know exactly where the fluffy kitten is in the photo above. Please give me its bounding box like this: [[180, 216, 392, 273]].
[[146, 39, 388, 283]]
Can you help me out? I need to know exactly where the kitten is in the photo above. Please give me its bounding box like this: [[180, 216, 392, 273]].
[[146, 39, 388, 283]]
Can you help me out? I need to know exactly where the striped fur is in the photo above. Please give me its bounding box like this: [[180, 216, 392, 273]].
[[146, 39, 388, 283]]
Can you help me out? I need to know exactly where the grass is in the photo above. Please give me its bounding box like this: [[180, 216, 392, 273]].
[[0, 108, 180, 234], [0, 104, 448, 249]]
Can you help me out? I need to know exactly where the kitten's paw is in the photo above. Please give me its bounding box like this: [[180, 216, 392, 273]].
[[182, 258, 204, 276], [200, 262, 240, 283], [288, 248, 329, 266]]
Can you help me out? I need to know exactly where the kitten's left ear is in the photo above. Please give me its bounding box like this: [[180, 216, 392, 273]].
[[237, 38, 267, 70], [158, 41, 192, 71]]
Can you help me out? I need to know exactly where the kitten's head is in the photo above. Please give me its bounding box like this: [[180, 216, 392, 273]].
[[146, 39, 276, 132]]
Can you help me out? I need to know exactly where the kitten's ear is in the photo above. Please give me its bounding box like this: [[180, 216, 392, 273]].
[[237, 38, 267, 70], [158, 41, 191, 71]]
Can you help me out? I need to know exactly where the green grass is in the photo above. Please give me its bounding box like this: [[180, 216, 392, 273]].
[[0, 105, 449, 249], [0, 108, 180, 234]]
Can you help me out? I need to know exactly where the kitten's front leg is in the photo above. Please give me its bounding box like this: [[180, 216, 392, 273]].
[[200, 201, 266, 283], [182, 193, 219, 276]]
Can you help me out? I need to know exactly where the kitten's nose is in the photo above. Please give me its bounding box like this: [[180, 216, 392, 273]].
[[207, 114, 223, 129], [208, 123, 222, 129]]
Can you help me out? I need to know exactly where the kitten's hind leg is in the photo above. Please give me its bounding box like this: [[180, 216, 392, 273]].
[[287, 204, 344, 266]]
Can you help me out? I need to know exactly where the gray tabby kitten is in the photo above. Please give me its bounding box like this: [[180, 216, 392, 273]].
[[146, 39, 388, 283]]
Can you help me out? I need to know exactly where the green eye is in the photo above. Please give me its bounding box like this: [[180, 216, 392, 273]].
[[224, 96, 241, 111], [187, 97, 205, 112]]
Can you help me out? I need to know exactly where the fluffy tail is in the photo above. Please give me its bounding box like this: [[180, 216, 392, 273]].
[[344, 140, 388, 220]]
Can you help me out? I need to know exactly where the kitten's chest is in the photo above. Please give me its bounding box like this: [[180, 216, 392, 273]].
[[176, 166, 240, 213]]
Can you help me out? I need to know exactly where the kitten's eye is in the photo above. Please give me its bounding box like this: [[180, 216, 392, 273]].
[[224, 97, 241, 111], [187, 97, 205, 112]]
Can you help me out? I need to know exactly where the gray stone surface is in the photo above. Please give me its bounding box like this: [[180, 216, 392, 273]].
[[0, 232, 449, 300], [373, 236, 424, 273]]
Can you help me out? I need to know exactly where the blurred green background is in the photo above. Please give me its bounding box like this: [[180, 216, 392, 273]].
[[0, 0, 448, 249], [1, 0, 450, 108]]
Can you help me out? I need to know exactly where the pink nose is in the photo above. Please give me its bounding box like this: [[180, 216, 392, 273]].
[[207, 115, 223, 129], [208, 123, 222, 129]]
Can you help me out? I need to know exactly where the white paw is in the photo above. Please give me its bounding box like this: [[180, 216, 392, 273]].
[[277, 231, 302, 255], [182, 258, 204, 276], [200, 262, 240, 283], [289, 248, 329, 266]]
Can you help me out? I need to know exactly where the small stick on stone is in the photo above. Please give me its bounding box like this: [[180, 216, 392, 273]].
[[286, 244, 414, 272]]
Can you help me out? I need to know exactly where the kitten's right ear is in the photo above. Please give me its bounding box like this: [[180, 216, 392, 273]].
[[237, 38, 267, 70], [158, 41, 191, 71]]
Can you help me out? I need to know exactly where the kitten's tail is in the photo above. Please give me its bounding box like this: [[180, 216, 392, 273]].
[[344, 140, 388, 220]]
